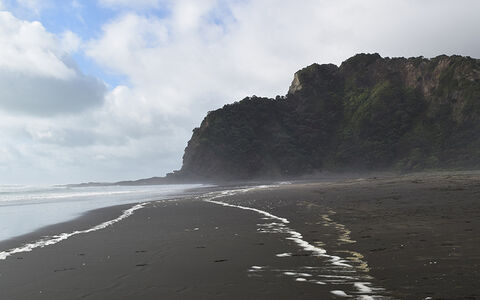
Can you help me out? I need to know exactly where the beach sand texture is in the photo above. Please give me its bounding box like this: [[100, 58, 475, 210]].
[[0, 173, 479, 299]]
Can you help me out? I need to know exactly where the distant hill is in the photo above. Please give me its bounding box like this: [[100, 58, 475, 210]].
[[170, 53, 480, 181]]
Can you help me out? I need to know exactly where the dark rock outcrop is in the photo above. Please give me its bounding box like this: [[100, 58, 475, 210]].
[[175, 54, 480, 181]]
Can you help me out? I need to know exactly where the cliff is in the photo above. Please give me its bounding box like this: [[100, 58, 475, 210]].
[[174, 54, 480, 180]]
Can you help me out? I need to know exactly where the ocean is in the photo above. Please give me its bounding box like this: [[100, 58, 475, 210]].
[[0, 184, 204, 242]]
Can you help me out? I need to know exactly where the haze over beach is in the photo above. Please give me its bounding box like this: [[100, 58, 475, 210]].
[[0, 1, 479, 299]]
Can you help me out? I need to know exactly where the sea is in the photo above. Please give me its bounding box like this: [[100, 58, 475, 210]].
[[0, 184, 204, 242]]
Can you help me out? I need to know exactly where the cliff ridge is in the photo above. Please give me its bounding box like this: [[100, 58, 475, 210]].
[[174, 54, 480, 180]]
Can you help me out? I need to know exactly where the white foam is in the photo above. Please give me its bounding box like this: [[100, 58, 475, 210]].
[[330, 290, 351, 297], [205, 200, 289, 224], [285, 231, 328, 257], [318, 274, 357, 280], [251, 265, 264, 270], [354, 282, 373, 293], [216, 185, 277, 197], [283, 271, 296, 276], [0, 202, 147, 261], [204, 190, 354, 269], [357, 296, 375, 300], [330, 255, 353, 268], [0, 190, 135, 202], [282, 271, 312, 278], [206, 197, 351, 267], [295, 278, 307, 282], [202, 187, 386, 298]]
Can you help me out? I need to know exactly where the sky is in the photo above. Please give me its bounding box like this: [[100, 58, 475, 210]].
[[0, 0, 479, 184]]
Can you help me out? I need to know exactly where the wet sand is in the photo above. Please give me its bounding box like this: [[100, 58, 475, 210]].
[[219, 172, 480, 299], [0, 198, 342, 299], [0, 172, 479, 299]]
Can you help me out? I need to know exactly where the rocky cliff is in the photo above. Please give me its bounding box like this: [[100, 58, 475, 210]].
[[174, 54, 480, 180]]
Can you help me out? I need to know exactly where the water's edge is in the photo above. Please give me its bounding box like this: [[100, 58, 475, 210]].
[[0, 184, 391, 299]]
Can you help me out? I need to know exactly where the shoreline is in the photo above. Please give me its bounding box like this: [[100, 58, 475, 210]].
[[0, 173, 479, 299], [0, 184, 218, 252], [0, 183, 209, 244], [0, 195, 342, 299], [0, 202, 134, 258]]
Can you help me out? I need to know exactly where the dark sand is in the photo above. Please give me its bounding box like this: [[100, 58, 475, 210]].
[[0, 172, 479, 299]]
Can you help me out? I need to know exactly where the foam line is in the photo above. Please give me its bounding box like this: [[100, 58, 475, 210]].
[[203, 187, 387, 298], [330, 290, 351, 297], [205, 198, 353, 267], [251, 265, 264, 270], [295, 278, 307, 282], [354, 282, 373, 293], [205, 199, 289, 224], [318, 274, 358, 280], [0, 203, 147, 261], [357, 296, 375, 300]]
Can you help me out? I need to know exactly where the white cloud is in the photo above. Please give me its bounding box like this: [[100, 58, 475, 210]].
[[171, 0, 216, 33], [0, 11, 106, 115], [98, 0, 162, 9], [61, 30, 81, 53], [0, 12, 73, 79]]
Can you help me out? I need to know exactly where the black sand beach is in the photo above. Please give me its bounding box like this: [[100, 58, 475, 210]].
[[0, 172, 479, 299]]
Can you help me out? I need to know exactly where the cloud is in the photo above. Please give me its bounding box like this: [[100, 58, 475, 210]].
[[0, 69, 106, 116], [0, 12, 72, 79], [61, 30, 81, 53], [0, 11, 106, 115], [98, 0, 162, 9]]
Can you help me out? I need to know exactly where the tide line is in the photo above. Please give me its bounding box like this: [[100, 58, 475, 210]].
[[204, 194, 351, 267], [0, 202, 147, 261], [205, 199, 289, 224], [203, 187, 387, 299]]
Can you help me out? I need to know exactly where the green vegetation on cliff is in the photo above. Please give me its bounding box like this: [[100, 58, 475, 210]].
[[176, 54, 480, 180]]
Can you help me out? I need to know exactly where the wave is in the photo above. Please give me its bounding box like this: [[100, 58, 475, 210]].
[[0, 184, 203, 243]]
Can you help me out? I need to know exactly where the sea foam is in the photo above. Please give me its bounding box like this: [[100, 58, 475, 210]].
[[0, 203, 146, 261], [202, 185, 389, 299]]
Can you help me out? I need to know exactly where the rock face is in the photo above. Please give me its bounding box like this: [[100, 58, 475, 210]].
[[176, 54, 480, 180]]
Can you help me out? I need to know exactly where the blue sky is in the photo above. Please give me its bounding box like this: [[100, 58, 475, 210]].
[[40, 1, 124, 86], [0, 0, 479, 184]]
